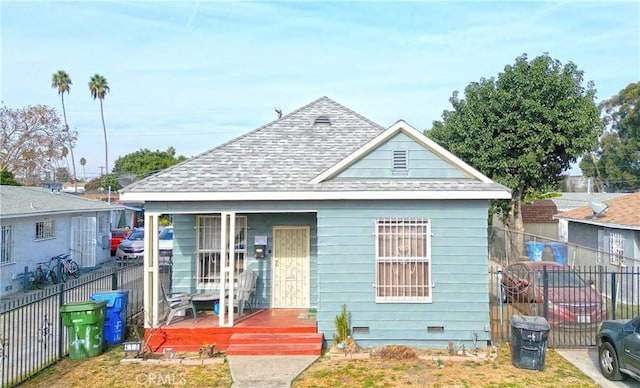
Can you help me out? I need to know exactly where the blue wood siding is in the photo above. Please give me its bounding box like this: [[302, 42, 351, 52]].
[[147, 199, 491, 349], [336, 132, 469, 179], [317, 199, 491, 349]]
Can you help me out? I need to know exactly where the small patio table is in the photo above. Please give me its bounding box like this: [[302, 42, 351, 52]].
[[191, 291, 222, 312]]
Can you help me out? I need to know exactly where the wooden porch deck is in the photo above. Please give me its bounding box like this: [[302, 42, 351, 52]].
[[144, 308, 323, 355]]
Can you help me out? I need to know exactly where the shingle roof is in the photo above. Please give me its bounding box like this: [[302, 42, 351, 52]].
[[0, 186, 121, 218], [550, 192, 629, 212], [555, 192, 640, 230], [121, 96, 509, 198]]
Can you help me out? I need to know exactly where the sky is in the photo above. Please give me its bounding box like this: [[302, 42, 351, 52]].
[[2, 1, 639, 180]]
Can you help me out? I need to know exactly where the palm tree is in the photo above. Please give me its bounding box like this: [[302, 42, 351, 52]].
[[79, 157, 86, 181], [52, 70, 78, 191], [89, 74, 110, 173]]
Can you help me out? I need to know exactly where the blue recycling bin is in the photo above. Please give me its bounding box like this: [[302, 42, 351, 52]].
[[525, 242, 545, 261], [91, 290, 129, 345], [546, 242, 568, 265]]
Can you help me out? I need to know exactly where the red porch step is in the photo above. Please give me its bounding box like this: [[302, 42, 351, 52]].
[[226, 332, 324, 356]]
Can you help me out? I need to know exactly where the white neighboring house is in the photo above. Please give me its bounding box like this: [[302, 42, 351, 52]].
[[0, 186, 123, 296]]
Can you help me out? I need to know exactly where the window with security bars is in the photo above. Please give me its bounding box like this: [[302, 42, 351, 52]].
[[610, 233, 625, 266], [196, 216, 247, 289], [35, 220, 55, 240], [375, 218, 431, 302], [98, 215, 108, 233], [1, 225, 14, 264]]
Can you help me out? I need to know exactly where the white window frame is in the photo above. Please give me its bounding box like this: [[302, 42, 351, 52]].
[[196, 215, 247, 290], [609, 232, 625, 267], [375, 218, 432, 303], [1, 225, 15, 265], [35, 219, 56, 241]]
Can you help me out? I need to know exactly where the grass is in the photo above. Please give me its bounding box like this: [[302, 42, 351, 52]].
[[18, 344, 598, 387]]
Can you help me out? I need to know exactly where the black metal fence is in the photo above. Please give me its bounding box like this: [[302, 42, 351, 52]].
[[0, 262, 144, 388], [489, 265, 640, 348]]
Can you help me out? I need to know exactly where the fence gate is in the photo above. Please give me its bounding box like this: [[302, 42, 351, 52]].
[[489, 265, 640, 348]]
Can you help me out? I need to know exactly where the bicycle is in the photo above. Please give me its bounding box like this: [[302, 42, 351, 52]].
[[55, 253, 80, 282], [32, 258, 60, 288]]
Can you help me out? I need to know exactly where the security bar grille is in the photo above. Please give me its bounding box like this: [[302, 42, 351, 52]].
[[610, 232, 625, 266], [1, 224, 14, 264], [375, 218, 431, 302], [196, 216, 247, 289]]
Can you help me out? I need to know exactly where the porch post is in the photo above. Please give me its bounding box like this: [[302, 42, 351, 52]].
[[143, 213, 160, 327], [219, 212, 236, 327]]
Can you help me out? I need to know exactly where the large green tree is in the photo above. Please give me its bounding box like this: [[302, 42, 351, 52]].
[[51, 70, 78, 190], [91, 147, 187, 191], [580, 82, 640, 191], [89, 74, 110, 173], [0, 104, 72, 183], [427, 53, 601, 232], [114, 147, 187, 177]]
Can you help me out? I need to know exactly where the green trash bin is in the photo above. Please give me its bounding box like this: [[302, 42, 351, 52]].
[[60, 300, 107, 360]]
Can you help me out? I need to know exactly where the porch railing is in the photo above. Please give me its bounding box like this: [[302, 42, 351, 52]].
[[0, 262, 144, 388]]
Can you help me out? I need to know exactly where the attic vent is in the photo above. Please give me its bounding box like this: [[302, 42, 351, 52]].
[[314, 115, 331, 126], [393, 150, 408, 171]]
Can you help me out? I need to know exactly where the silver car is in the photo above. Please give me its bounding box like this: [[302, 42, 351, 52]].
[[116, 228, 144, 261]]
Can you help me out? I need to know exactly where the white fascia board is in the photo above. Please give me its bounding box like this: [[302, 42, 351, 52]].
[[556, 217, 640, 231], [309, 120, 495, 184], [1, 208, 117, 219], [121, 190, 512, 202]]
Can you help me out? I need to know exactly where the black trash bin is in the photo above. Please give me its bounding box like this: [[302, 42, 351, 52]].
[[510, 315, 551, 371]]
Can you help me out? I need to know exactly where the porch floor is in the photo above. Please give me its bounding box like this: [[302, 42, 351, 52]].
[[145, 308, 322, 355]]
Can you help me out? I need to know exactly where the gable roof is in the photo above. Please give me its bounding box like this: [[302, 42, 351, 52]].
[[310, 120, 494, 184], [554, 192, 640, 230], [121, 97, 511, 202], [0, 186, 121, 219]]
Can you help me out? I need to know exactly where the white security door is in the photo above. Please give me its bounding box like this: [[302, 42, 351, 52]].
[[272, 226, 310, 308], [71, 216, 97, 267]]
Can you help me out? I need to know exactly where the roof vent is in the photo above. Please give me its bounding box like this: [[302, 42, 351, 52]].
[[393, 150, 408, 171], [313, 115, 331, 126]]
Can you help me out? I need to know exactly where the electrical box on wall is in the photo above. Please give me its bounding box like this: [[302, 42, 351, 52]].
[[254, 235, 267, 259]]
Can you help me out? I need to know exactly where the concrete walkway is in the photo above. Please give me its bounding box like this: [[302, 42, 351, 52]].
[[556, 348, 639, 388], [227, 355, 319, 388]]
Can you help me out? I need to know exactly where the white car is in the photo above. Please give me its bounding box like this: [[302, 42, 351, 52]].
[[159, 225, 173, 266]]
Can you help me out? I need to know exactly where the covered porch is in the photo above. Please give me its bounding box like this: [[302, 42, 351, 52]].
[[140, 210, 321, 354]]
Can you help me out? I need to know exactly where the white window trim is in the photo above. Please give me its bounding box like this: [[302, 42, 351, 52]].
[[1, 224, 15, 265], [375, 218, 432, 303], [35, 219, 56, 241], [195, 215, 247, 290]]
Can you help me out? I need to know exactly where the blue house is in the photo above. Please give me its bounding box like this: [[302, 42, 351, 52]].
[[120, 97, 511, 351]]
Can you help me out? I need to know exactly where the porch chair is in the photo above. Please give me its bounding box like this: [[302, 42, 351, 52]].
[[235, 269, 257, 318], [160, 283, 197, 326]]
